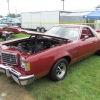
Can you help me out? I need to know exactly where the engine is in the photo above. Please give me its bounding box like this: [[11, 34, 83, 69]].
[[8, 36, 68, 54]]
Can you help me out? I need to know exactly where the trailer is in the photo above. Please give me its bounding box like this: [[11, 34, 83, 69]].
[[21, 11, 72, 32], [21, 10, 93, 32]]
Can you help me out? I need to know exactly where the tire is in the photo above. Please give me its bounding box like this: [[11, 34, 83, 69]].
[[96, 50, 100, 55], [36, 27, 40, 32], [7, 33, 13, 39], [41, 28, 45, 33], [49, 58, 68, 82]]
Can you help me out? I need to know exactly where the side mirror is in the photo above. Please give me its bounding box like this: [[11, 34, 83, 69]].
[[84, 35, 89, 39], [81, 34, 89, 41]]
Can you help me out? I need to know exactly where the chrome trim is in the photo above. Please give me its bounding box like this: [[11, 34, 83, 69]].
[[0, 64, 34, 85], [0, 64, 11, 77], [9, 68, 21, 77], [1, 51, 18, 65]]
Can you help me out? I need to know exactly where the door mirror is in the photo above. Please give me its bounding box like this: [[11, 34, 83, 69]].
[[84, 35, 89, 39], [81, 34, 89, 41]]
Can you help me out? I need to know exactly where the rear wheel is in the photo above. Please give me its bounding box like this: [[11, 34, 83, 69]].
[[41, 28, 45, 33], [36, 27, 40, 32], [49, 58, 68, 81]]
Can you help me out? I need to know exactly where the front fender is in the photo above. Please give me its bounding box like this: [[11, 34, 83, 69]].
[[53, 50, 72, 64]]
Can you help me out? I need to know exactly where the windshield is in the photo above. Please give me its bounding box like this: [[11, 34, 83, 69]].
[[45, 26, 80, 40]]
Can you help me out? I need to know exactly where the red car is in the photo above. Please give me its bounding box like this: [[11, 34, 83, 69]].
[[0, 26, 20, 37], [2, 26, 21, 34], [0, 27, 3, 36], [0, 24, 100, 85]]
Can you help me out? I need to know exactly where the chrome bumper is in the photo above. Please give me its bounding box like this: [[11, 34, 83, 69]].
[[0, 64, 34, 85]]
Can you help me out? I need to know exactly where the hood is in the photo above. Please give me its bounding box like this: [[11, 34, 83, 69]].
[[1, 26, 71, 41], [20, 29, 71, 41]]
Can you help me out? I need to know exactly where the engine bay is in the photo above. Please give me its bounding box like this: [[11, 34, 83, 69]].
[[7, 36, 69, 55]]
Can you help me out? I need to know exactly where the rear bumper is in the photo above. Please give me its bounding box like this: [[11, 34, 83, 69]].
[[0, 64, 34, 85]]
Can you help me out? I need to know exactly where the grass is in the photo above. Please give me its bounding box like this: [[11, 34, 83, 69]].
[[13, 33, 30, 38], [1, 34, 100, 100]]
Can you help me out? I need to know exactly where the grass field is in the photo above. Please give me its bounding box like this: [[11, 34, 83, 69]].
[[1, 33, 100, 100]]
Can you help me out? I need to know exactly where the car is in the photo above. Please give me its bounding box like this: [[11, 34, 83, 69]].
[[0, 24, 8, 36], [0, 25, 20, 40], [0, 24, 100, 85], [2, 25, 21, 34], [0, 24, 8, 27]]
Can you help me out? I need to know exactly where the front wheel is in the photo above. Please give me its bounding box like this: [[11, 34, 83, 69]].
[[36, 27, 40, 32], [96, 50, 100, 55], [49, 58, 68, 82]]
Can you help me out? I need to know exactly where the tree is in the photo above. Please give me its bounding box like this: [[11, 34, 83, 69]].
[[17, 14, 21, 17], [7, 13, 21, 18]]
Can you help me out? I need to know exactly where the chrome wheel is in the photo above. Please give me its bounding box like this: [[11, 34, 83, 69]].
[[49, 58, 68, 81], [56, 63, 66, 79]]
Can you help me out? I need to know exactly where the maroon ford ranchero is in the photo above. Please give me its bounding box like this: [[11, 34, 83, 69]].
[[0, 24, 100, 85]]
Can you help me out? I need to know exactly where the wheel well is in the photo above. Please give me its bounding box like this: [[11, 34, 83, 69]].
[[48, 56, 71, 75], [53, 56, 71, 67], [63, 56, 71, 64], [53, 56, 71, 68]]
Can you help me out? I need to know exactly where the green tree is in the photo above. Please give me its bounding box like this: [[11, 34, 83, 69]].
[[7, 13, 21, 18], [7, 13, 16, 18], [17, 14, 21, 17]]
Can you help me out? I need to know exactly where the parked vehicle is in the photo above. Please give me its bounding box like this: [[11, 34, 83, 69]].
[[2, 26, 21, 34], [0, 24, 8, 27], [0, 24, 100, 85], [21, 11, 71, 32], [0, 24, 9, 39], [1, 17, 21, 27], [0, 25, 20, 40]]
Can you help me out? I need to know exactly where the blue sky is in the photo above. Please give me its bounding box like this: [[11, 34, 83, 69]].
[[0, 0, 100, 16]]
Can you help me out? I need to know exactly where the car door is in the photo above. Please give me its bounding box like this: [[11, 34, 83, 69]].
[[78, 27, 98, 58]]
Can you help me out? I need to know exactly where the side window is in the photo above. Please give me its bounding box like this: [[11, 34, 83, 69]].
[[81, 27, 95, 39]]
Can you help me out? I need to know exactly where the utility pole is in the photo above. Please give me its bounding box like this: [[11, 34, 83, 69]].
[[15, 7, 17, 17], [6, 0, 10, 17], [61, 0, 65, 10]]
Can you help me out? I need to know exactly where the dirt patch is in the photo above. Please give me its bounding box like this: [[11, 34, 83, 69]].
[[0, 74, 35, 100]]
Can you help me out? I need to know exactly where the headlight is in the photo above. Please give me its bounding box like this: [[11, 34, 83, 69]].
[[20, 56, 25, 61], [20, 56, 30, 71]]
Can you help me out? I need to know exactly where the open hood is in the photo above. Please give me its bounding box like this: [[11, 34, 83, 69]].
[[2, 26, 71, 41]]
